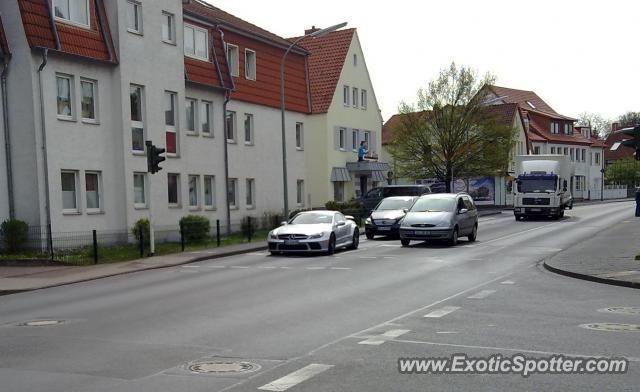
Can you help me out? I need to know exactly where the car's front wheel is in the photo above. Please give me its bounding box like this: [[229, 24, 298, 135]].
[[449, 227, 459, 246], [348, 229, 359, 250], [401, 238, 411, 247], [326, 234, 336, 255], [365, 231, 374, 240]]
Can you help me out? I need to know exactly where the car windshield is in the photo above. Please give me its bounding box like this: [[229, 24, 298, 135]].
[[410, 197, 455, 212], [376, 198, 413, 211], [290, 213, 333, 225], [519, 178, 557, 193]]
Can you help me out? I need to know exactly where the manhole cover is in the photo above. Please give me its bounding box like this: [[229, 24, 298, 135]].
[[188, 361, 261, 374], [20, 320, 63, 327], [598, 307, 640, 315], [580, 323, 640, 332]]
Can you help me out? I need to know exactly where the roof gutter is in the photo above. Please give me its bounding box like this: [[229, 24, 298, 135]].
[[1, 56, 14, 218], [37, 48, 54, 258]]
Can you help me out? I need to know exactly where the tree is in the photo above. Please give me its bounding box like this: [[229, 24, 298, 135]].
[[605, 156, 640, 185], [577, 112, 611, 138], [618, 111, 640, 127], [387, 63, 517, 192]]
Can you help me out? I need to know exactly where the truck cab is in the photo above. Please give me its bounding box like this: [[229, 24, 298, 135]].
[[513, 155, 574, 220]]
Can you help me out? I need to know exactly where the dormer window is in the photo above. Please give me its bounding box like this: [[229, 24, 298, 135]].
[[54, 0, 89, 27], [184, 24, 208, 61], [550, 122, 559, 134]]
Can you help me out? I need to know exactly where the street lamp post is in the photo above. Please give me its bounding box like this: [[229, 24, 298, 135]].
[[280, 22, 347, 219]]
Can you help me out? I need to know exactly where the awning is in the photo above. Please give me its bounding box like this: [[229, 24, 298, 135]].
[[345, 161, 391, 172], [330, 167, 352, 182], [371, 171, 387, 182]]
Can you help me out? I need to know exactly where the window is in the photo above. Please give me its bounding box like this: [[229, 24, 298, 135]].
[[185, 98, 197, 133], [201, 101, 212, 135], [361, 89, 367, 109], [126, 1, 142, 34], [226, 111, 236, 141], [188, 175, 199, 208], [80, 79, 97, 122], [343, 85, 349, 106], [564, 123, 569, 135], [226, 44, 239, 77], [295, 122, 304, 150], [184, 24, 208, 60], [61, 171, 78, 212], [353, 53, 357, 66], [54, 0, 89, 27], [130, 85, 144, 152], [570, 148, 574, 161], [526, 100, 536, 109], [244, 113, 253, 144], [595, 152, 600, 165], [351, 129, 358, 150], [339, 127, 346, 150], [133, 173, 146, 207], [228, 178, 237, 208], [564, 147, 568, 155], [161, 12, 175, 44], [550, 122, 559, 134], [245, 49, 256, 80], [352, 87, 358, 108], [246, 178, 255, 207], [297, 180, 304, 206], [85, 172, 101, 211], [551, 147, 556, 154], [165, 91, 177, 154], [582, 149, 586, 162], [56, 75, 73, 119], [204, 175, 215, 209], [168, 173, 180, 206], [533, 146, 540, 155], [364, 131, 371, 146], [334, 182, 344, 201]]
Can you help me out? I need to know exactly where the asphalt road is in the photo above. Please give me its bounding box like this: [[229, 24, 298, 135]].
[[0, 201, 638, 392]]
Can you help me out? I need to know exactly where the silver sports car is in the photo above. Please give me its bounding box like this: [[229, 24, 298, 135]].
[[267, 210, 360, 255]]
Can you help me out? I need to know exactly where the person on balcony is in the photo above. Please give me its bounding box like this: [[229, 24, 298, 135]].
[[358, 141, 368, 162]]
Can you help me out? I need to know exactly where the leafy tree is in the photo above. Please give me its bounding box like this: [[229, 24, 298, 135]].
[[387, 63, 516, 192], [577, 112, 611, 138], [605, 157, 640, 185], [618, 111, 640, 127]]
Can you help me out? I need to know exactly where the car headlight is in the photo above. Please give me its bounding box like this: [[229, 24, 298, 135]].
[[269, 231, 278, 239], [308, 233, 324, 239], [365, 217, 372, 224], [436, 220, 450, 227]]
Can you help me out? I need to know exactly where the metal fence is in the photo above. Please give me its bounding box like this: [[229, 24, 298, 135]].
[[0, 216, 284, 265]]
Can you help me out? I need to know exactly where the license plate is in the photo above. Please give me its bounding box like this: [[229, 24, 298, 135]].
[[378, 227, 391, 231], [284, 240, 299, 245], [402, 230, 414, 235]]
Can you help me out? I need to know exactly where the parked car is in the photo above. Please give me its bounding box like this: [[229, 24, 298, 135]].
[[399, 193, 478, 246], [364, 196, 418, 239], [267, 211, 359, 255], [359, 185, 431, 212]]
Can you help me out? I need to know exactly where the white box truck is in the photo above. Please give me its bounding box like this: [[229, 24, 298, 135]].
[[513, 155, 574, 220]]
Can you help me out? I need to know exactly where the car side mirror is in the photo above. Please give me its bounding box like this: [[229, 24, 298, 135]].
[[336, 221, 346, 227], [458, 208, 469, 214], [402, 208, 408, 213], [280, 221, 288, 226]]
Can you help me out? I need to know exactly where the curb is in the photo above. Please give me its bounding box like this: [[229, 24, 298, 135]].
[[0, 243, 268, 296], [543, 260, 640, 290]]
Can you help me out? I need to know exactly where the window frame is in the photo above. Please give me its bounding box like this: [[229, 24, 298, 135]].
[[246, 178, 255, 208], [133, 172, 147, 209], [351, 129, 358, 151], [56, 74, 74, 121], [53, 0, 90, 28], [228, 178, 238, 209], [333, 181, 344, 202], [126, 0, 143, 35], [61, 170, 79, 214], [200, 100, 213, 136], [244, 113, 254, 145], [296, 179, 305, 206], [204, 175, 216, 210], [185, 97, 197, 135], [361, 89, 367, 109], [164, 91, 178, 155], [161, 11, 175, 44], [226, 43, 240, 77], [245, 48, 256, 81], [188, 174, 200, 209], [295, 122, 304, 150], [84, 171, 102, 213], [339, 127, 346, 150], [80, 78, 98, 123], [343, 85, 350, 106], [352, 87, 358, 108], [226, 110, 236, 142], [130, 84, 145, 153], [183, 23, 209, 61], [167, 173, 181, 207]]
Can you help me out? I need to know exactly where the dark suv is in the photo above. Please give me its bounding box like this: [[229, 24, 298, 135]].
[[360, 185, 431, 212]]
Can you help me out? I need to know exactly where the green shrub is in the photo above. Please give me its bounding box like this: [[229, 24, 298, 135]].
[[180, 215, 210, 242], [241, 216, 256, 240], [0, 219, 29, 253], [325, 199, 363, 213], [132, 219, 150, 247], [263, 211, 284, 229]]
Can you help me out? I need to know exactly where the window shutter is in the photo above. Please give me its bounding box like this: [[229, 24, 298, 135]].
[[334, 127, 340, 150], [370, 131, 377, 152]]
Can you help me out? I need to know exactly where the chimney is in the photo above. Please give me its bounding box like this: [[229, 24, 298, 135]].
[[611, 122, 620, 132], [305, 26, 321, 35]]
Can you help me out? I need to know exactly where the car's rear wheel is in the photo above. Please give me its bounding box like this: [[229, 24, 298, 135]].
[[401, 238, 411, 247], [365, 231, 374, 240], [348, 229, 359, 250], [449, 227, 459, 246], [468, 224, 477, 242], [326, 234, 336, 255]]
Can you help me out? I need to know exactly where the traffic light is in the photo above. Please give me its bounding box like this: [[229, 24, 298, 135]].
[[620, 125, 640, 161], [146, 140, 166, 174]]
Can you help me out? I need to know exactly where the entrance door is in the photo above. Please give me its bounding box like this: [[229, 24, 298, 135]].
[[360, 175, 368, 197]]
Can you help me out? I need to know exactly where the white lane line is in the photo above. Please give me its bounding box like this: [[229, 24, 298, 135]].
[[500, 280, 515, 285], [383, 256, 396, 259], [247, 252, 268, 256], [358, 329, 410, 345], [279, 267, 292, 269], [230, 266, 250, 269], [359, 256, 377, 259], [481, 222, 557, 245], [467, 290, 496, 299], [436, 331, 459, 334], [258, 363, 334, 391], [306, 267, 326, 270], [424, 306, 460, 318], [182, 265, 200, 268], [380, 244, 401, 247], [258, 266, 278, 269], [207, 266, 227, 269], [330, 267, 351, 270]]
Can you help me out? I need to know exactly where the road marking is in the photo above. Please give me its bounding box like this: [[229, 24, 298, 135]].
[[358, 329, 410, 345], [230, 266, 250, 269], [500, 280, 515, 285], [380, 244, 401, 247], [182, 265, 200, 268], [207, 266, 227, 269], [383, 256, 396, 259], [359, 256, 377, 259], [330, 267, 351, 270], [306, 267, 325, 270], [247, 252, 268, 256], [424, 306, 460, 318], [258, 363, 334, 391], [258, 266, 278, 269], [279, 267, 292, 269], [467, 290, 496, 299], [481, 222, 557, 245], [436, 331, 459, 334]]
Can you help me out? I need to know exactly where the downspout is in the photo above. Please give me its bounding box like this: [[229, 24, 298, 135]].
[[1, 58, 14, 219], [44, 0, 62, 50], [95, 0, 114, 63], [37, 49, 53, 257], [217, 26, 235, 234]]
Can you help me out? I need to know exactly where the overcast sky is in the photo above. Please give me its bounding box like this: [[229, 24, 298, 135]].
[[205, 0, 638, 123]]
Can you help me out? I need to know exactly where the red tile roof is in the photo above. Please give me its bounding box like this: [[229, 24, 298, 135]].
[[0, 15, 9, 59], [182, 21, 233, 90], [527, 113, 592, 145], [605, 129, 636, 161], [295, 28, 356, 113], [488, 85, 559, 116], [17, 0, 116, 63]]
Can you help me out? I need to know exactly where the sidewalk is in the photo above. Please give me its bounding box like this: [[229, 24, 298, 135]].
[[544, 218, 640, 289], [0, 241, 268, 295]]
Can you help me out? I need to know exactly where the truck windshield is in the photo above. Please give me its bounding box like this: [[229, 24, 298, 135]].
[[518, 178, 557, 193]]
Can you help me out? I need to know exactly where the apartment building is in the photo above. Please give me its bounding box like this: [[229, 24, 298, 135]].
[[0, 0, 309, 232]]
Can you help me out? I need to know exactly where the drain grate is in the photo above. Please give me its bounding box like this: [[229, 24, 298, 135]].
[[188, 360, 261, 374], [598, 307, 640, 315], [580, 323, 640, 332], [20, 320, 64, 327]]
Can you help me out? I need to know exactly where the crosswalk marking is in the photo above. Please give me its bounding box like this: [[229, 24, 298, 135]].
[[258, 363, 334, 391], [358, 329, 410, 345], [424, 306, 460, 318], [467, 289, 496, 299]]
